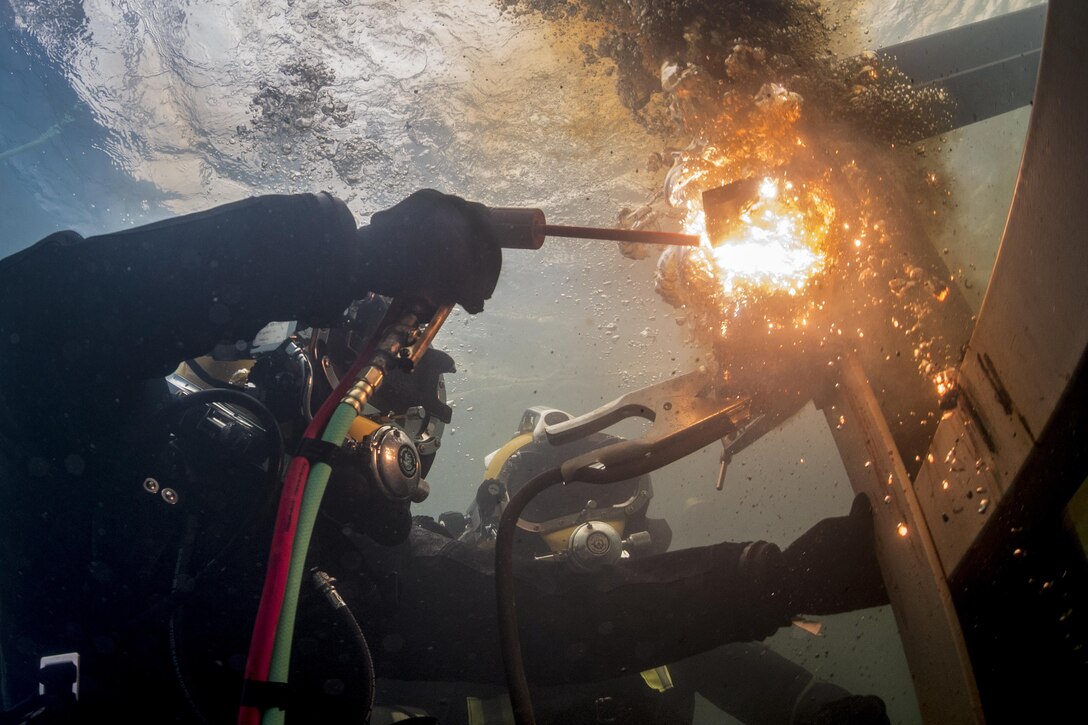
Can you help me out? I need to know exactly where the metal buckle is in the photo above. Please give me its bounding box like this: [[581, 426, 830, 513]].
[[38, 652, 80, 701]]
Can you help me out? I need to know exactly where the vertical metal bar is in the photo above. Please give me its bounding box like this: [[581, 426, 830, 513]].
[[816, 355, 984, 724]]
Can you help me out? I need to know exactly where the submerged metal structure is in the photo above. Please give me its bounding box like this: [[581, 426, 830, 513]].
[[820, 1, 1086, 721]]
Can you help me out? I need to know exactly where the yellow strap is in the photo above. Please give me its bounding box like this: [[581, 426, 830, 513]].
[[174, 356, 252, 389]]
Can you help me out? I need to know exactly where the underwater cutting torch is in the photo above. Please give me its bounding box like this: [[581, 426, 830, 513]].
[[488, 177, 762, 250], [489, 207, 699, 248]]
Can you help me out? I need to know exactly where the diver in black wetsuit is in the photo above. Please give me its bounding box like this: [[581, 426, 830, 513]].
[[360, 430, 891, 725], [0, 190, 887, 724]]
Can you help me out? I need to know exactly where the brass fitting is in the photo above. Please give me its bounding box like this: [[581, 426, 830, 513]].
[[341, 366, 385, 412]]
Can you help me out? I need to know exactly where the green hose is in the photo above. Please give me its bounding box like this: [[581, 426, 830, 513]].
[[263, 402, 357, 725]]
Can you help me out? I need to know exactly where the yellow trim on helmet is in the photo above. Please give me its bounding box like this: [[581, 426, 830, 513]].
[[174, 356, 253, 389], [484, 432, 534, 482]]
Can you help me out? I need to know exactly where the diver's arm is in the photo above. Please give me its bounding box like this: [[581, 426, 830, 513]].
[[347, 496, 886, 686], [0, 189, 499, 387], [0, 193, 361, 385], [516, 539, 791, 684], [354, 529, 790, 686]]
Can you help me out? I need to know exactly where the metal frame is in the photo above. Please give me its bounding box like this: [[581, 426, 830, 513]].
[[815, 2, 1088, 721], [914, 0, 1087, 579], [817, 357, 984, 723], [879, 5, 1045, 133]]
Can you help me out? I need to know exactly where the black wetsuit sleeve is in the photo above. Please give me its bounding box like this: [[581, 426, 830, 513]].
[[0, 193, 360, 388], [339, 527, 790, 686]]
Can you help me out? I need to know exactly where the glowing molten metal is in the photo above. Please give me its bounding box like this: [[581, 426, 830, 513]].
[[685, 177, 831, 303]]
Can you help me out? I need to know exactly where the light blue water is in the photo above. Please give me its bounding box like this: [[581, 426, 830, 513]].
[[0, 4, 167, 251]]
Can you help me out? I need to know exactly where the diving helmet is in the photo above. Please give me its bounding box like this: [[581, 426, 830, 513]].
[[451, 407, 671, 570]]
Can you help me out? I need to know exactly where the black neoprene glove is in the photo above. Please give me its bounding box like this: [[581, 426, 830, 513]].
[[355, 189, 501, 314], [800, 695, 891, 725], [776, 493, 889, 616]]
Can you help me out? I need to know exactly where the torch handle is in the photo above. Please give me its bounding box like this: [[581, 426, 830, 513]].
[[488, 207, 699, 250], [543, 224, 700, 247]]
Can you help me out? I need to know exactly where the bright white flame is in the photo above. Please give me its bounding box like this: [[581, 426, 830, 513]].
[[759, 177, 778, 200], [712, 239, 820, 288], [688, 177, 826, 297]]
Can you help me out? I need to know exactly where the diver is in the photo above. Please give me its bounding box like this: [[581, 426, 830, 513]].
[[364, 409, 891, 725], [0, 189, 500, 723], [0, 189, 887, 724]]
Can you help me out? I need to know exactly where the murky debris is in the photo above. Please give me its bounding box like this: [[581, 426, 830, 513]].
[[505, 0, 964, 427], [250, 59, 354, 134], [615, 203, 662, 260], [245, 59, 408, 189], [327, 137, 394, 186], [599, 31, 659, 110]]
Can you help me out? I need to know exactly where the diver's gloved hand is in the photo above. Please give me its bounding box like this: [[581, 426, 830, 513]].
[[777, 493, 889, 615], [356, 189, 501, 314]]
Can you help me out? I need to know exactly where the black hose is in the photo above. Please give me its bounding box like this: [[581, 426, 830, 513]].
[[494, 467, 565, 725], [170, 516, 211, 724], [296, 350, 315, 422], [334, 603, 374, 717], [312, 569, 375, 720]]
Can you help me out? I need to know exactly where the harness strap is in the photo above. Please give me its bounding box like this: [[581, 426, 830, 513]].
[[239, 679, 294, 712], [293, 438, 344, 467]]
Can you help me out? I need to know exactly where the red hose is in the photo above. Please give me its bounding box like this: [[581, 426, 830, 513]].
[[238, 343, 376, 724], [237, 456, 310, 724]]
